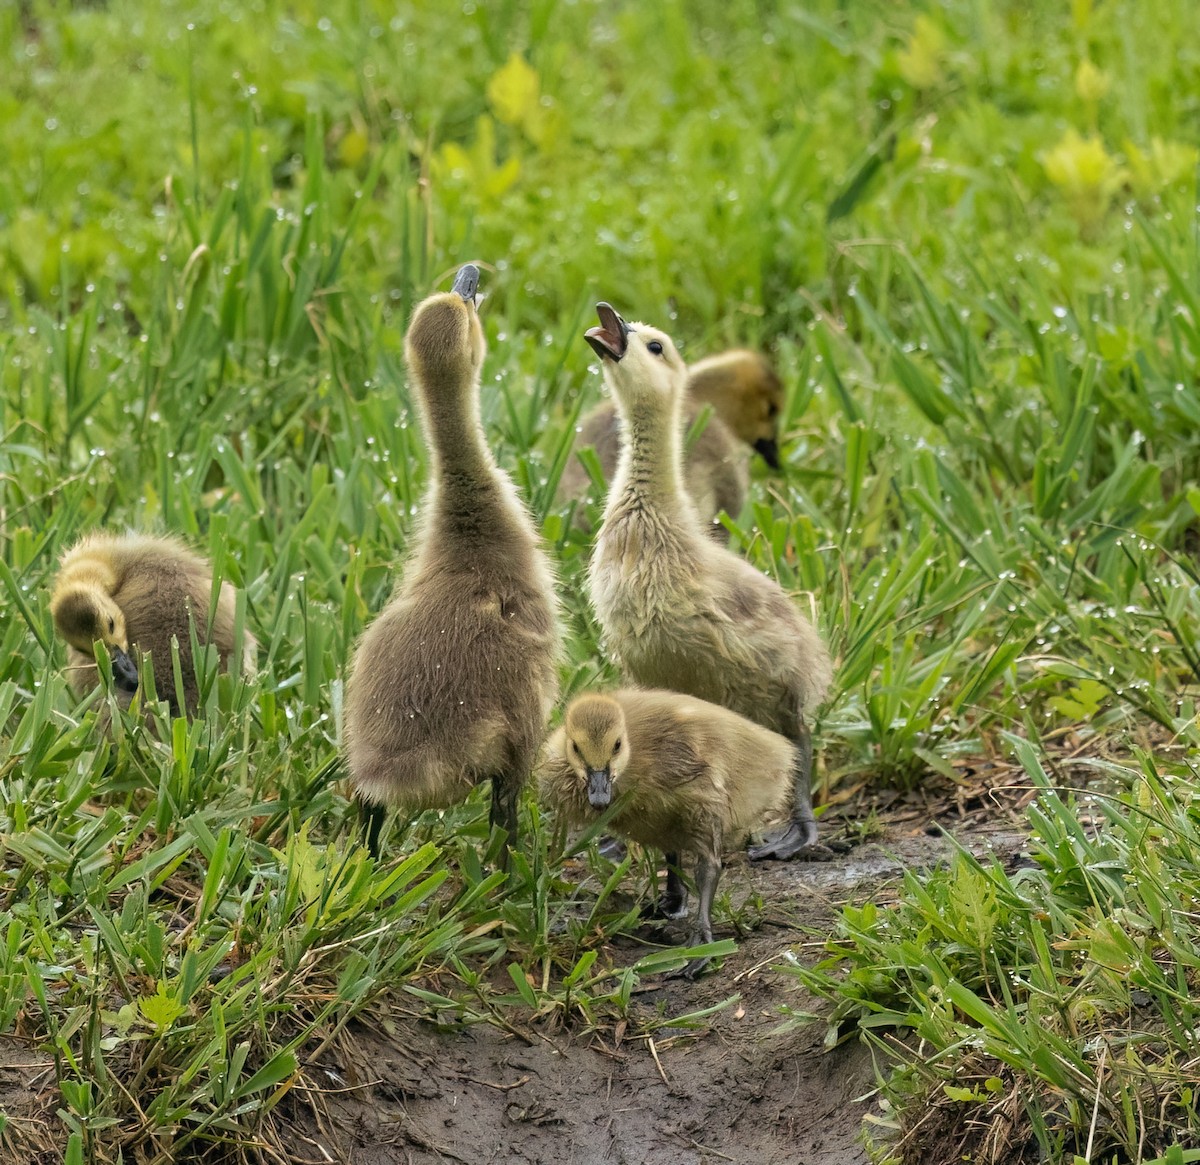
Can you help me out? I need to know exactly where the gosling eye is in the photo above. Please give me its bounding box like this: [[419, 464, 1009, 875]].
[[646, 341, 664, 357], [108, 617, 115, 634], [612, 739, 622, 754], [767, 402, 780, 419]]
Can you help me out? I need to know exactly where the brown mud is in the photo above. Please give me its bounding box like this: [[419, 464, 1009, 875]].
[[277, 816, 1030, 1165], [1, 759, 1043, 1165]]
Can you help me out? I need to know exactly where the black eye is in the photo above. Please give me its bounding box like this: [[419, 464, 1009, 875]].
[[647, 341, 664, 356], [613, 739, 622, 754], [768, 402, 780, 418], [108, 618, 115, 633]]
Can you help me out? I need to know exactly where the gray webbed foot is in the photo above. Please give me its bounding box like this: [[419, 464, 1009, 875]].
[[667, 955, 713, 981], [747, 821, 831, 861], [641, 897, 689, 922]]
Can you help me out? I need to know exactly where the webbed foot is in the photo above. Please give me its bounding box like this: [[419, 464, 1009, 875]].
[[667, 954, 713, 981], [641, 896, 689, 922], [747, 821, 831, 861], [642, 853, 686, 920]]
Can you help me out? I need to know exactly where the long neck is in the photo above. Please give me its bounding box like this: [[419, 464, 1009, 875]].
[[417, 369, 520, 538], [421, 371, 492, 480], [607, 388, 692, 524]]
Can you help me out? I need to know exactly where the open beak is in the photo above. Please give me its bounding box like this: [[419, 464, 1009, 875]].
[[111, 647, 140, 694], [452, 264, 480, 303], [584, 302, 630, 363], [586, 768, 613, 809], [754, 436, 781, 470]]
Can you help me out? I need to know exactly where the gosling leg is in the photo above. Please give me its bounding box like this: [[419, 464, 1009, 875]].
[[359, 798, 387, 859], [642, 853, 687, 920], [489, 771, 521, 871], [748, 719, 821, 861], [675, 851, 721, 981]]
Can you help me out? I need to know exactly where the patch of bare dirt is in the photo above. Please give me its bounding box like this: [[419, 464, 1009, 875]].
[[0, 770, 1036, 1165], [277, 816, 1030, 1165], [277, 728, 1170, 1163]]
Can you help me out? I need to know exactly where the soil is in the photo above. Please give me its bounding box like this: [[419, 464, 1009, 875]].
[[1, 762, 1042, 1165], [276, 815, 1031, 1165]]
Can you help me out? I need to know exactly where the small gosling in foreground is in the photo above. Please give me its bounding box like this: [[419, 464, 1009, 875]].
[[50, 531, 255, 714], [539, 689, 796, 978]]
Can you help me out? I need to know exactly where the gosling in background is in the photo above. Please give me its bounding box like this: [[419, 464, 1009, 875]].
[[539, 689, 797, 978], [584, 303, 832, 860], [50, 531, 256, 715], [557, 348, 784, 540], [344, 265, 561, 859]]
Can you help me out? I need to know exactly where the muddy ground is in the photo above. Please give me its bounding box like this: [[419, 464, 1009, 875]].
[[281, 805, 1031, 1165], [0, 771, 1039, 1165]]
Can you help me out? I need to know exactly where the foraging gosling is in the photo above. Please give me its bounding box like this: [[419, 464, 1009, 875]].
[[556, 348, 784, 539], [687, 349, 784, 469], [343, 265, 561, 857], [50, 531, 256, 714], [584, 303, 833, 860], [539, 689, 796, 978]]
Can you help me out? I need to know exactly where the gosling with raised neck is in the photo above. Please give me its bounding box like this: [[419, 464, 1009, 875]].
[[584, 303, 832, 860], [344, 265, 561, 858]]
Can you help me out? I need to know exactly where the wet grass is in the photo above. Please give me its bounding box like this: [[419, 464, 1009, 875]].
[[3, 0, 1200, 1160]]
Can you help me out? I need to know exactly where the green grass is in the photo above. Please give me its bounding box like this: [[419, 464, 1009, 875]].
[[3, 0, 1200, 1160], [791, 741, 1200, 1164]]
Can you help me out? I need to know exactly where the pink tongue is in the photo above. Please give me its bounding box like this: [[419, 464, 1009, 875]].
[[584, 326, 622, 358]]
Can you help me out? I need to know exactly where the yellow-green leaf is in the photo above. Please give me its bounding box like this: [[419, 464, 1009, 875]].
[[1041, 129, 1125, 233], [1125, 137, 1199, 199], [896, 16, 946, 89], [487, 53, 540, 129], [139, 981, 186, 1033], [943, 1083, 986, 1103], [1074, 59, 1109, 103]]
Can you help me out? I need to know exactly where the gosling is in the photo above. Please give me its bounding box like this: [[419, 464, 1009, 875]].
[[557, 349, 784, 539], [584, 303, 833, 860], [539, 689, 796, 978], [50, 531, 256, 715], [687, 349, 784, 470], [343, 265, 561, 858]]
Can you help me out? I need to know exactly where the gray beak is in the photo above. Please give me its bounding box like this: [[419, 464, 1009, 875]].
[[586, 768, 612, 809], [452, 264, 480, 302], [111, 647, 140, 694], [584, 302, 630, 363], [754, 436, 781, 470]]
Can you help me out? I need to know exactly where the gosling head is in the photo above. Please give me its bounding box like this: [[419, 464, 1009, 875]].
[[686, 350, 785, 469], [584, 302, 688, 405], [404, 264, 487, 393], [562, 694, 630, 809], [51, 584, 140, 693]]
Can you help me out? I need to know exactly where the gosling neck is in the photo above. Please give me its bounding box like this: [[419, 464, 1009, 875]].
[[415, 365, 506, 516], [609, 385, 692, 523]]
